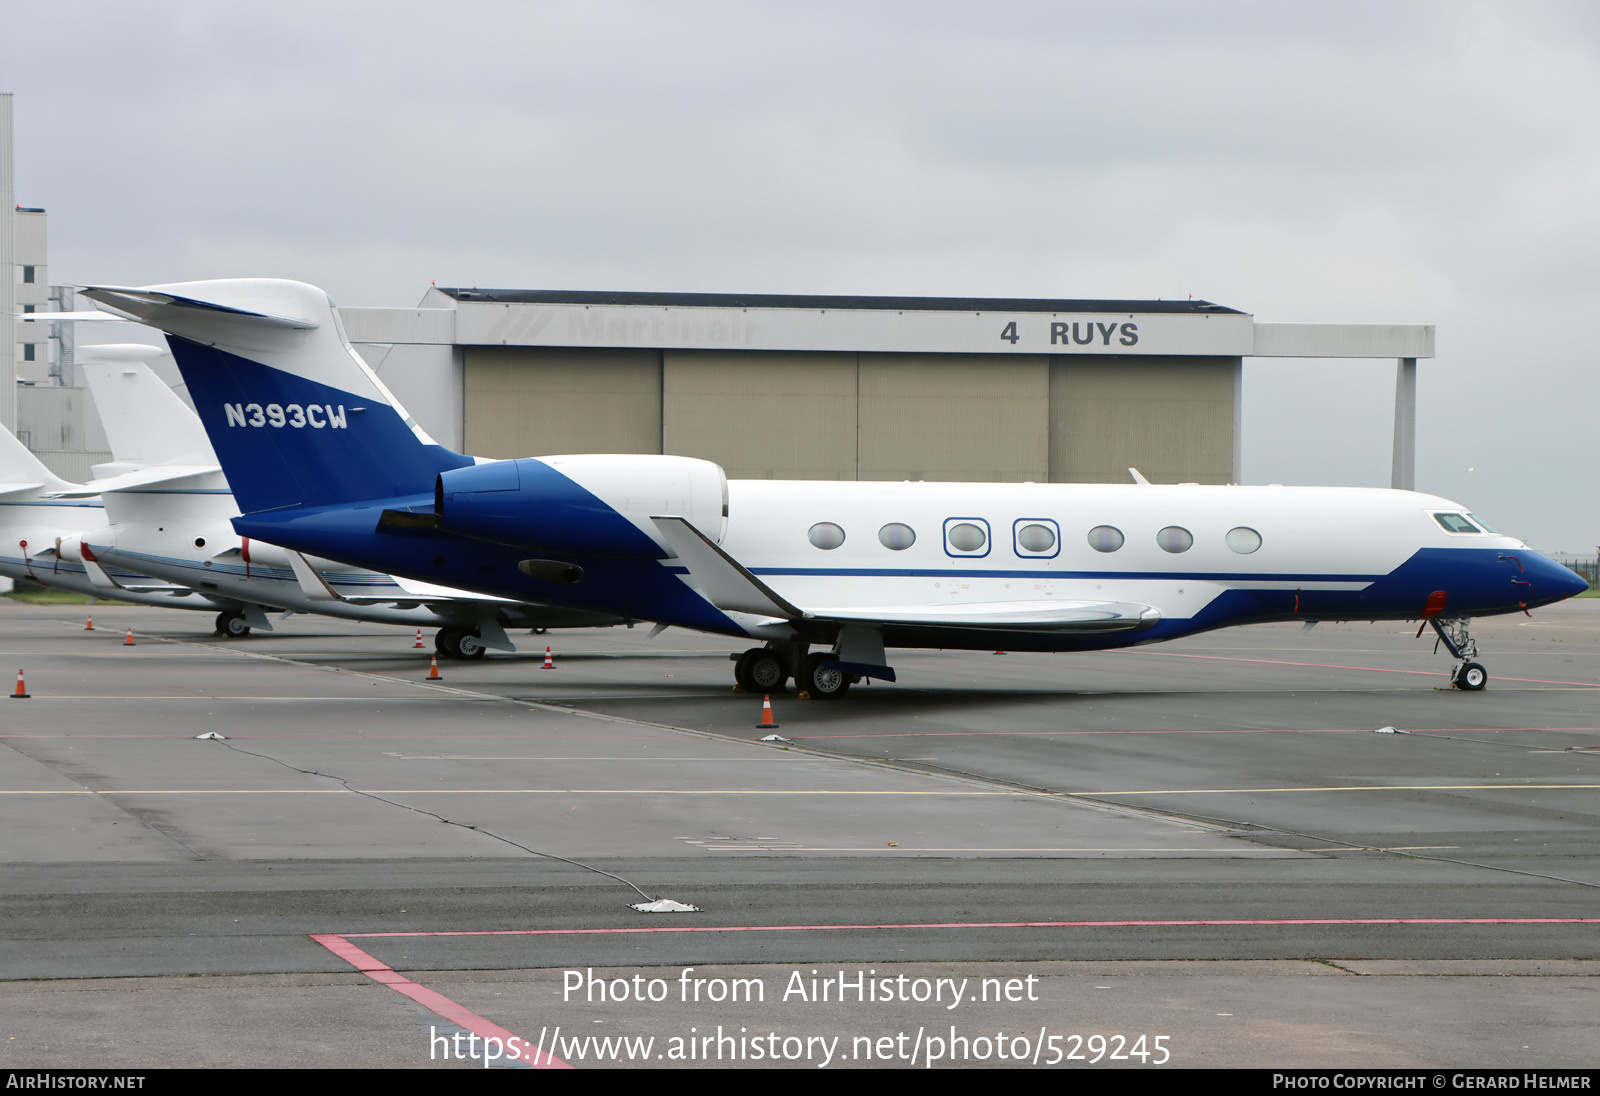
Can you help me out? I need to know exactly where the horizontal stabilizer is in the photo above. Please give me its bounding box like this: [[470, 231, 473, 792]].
[[15, 311, 130, 323], [80, 286, 320, 331], [50, 464, 222, 498]]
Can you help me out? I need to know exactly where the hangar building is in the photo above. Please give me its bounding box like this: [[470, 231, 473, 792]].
[[338, 289, 1435, 489]]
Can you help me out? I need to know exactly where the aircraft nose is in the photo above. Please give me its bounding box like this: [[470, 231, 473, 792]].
[[1531, 553, 1589, 604]]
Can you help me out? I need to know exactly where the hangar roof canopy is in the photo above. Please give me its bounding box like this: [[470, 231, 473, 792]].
[[435, 288, 1246, 315]]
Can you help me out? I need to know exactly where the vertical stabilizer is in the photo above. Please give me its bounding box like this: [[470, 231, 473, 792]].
[[0, 424, 77, 496], [80, 353, 216, 469], [80, 280, 472, 514]]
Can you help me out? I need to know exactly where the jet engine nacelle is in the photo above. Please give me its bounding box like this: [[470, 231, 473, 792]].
[[435, 454, 728, 558]]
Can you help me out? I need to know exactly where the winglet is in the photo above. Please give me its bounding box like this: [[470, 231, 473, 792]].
[[1128, 467, 1151, 485], [650, 516, 807, 620], [285, 551, 345, 602]]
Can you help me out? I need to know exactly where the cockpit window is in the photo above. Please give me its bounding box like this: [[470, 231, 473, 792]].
[[1467, 513, 1498, 533], [1433, 513, 1481, 534]]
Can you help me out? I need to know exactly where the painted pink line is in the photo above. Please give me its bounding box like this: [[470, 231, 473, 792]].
[[801, 727, 1374, 739], [310, 933, 570, 1068], [338, 917, 1600, 940], [0, 733, 674, 740], [802, 726, 1600, 739], [1112, 649, 1600, 688]]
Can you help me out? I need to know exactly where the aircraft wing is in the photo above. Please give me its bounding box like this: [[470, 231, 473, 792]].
[[651, 516, 1157, 634], [802, 600, 1158, 632], [388, 573, 521, 604]]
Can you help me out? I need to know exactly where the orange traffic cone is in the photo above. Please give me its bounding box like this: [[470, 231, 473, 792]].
[[85, 616, 94, 631], [9, 669, 29, 699], [123, 629, 135, 646], [427, 655, 442, 681], [413, 628, 425, 649], [541, 646, 556, 670], [756, 695, 779, 729]]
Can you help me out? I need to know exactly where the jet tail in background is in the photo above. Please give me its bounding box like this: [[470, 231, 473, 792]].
[[79, 352, 216, 472], [80, 280, 472, 515], [0, 422, 78, 498]]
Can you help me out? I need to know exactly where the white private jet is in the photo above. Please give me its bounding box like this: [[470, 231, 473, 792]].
[[80, 279, 1589, 696], [0, 419, 227, 614]]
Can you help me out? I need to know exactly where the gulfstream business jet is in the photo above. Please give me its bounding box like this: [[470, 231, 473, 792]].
[[80, 279, 1588, 697]]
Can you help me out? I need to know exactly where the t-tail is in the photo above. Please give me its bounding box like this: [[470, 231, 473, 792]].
[[79, 280, 472, 514]]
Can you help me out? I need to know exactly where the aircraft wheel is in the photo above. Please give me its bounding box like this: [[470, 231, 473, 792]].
[[799, 652, 851, 699], [1457, 662, 1487, 691], [735, 648, 787, 692], [215, 610, 250, 638], [435, 628, 460, 656], [456, 632, 488, 660]]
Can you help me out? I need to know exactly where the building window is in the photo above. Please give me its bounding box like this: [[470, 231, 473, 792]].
[[22, 344, 35, 362], [21, 266, 35, 284]]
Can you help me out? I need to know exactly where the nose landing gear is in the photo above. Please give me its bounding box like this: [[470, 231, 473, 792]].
[[1428, 617, 1487, 691]]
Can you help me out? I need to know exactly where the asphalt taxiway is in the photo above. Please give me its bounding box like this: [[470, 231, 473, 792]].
[[2, 599, 1596, 1068]]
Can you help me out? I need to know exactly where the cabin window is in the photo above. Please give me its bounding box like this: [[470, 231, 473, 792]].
[[944, 519, 989, 556], [808, 522, 846, 550], [1087, 525, 1124, 553], [878, 523, 916, 550], [1226, 527, 1262, 554], [1014, 520, 1058, 557], [1156, 526, 1193, 553], [1433, 513, 1480, 534]]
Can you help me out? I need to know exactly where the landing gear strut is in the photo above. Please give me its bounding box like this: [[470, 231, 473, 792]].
[[1429, 617, 1487, 691]]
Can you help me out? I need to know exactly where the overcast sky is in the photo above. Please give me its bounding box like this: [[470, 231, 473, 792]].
[[6, 1, 1597, 550]]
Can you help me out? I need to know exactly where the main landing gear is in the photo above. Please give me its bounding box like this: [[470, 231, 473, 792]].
[[214, 610, 250, 638], [1428, 617, 1487, 691], [733, 647, 787, 693], [731, 645, 861, 699], [435, 628, 487, 660]]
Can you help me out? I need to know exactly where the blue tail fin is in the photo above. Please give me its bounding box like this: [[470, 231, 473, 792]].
[[82, 280, 471, 513]]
